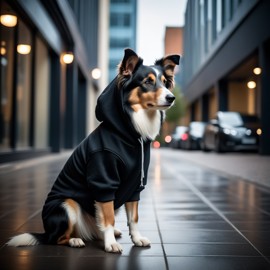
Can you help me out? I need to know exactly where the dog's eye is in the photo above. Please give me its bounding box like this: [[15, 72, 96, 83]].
[[145, 78, 154, 85], [163, 79, 167, 86]]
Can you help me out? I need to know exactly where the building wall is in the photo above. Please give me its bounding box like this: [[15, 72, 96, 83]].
[[165, 27, 183, 56], [108, 0, 137, 83], [182, 0, 270, 154], [0, 0, 103, 162]]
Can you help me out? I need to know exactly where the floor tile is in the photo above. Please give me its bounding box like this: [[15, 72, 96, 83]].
[[164, 243, 261, 256], [161, 230, 247, 244], [167, 257, 270, 270]]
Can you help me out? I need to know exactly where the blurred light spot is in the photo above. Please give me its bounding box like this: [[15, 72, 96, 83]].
[[164, 135, 172, 143], [153, 141, 160, 148], [253, 67, 261, 75], [247, 81, 256, 89], [256, 128, 262, 135]]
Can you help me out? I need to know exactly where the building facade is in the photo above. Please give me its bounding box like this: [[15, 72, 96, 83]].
[[0, 0, 107, 162], [164, 26, 184, 87], [108, 0, 137, 82], [183, 0, 270, 154]]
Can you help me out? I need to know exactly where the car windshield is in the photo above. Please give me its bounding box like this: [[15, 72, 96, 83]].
[[190, 122, 205, 136], [173, 126, 187, 137], [218, 112, 243, 127], [241, 115, 259, 123]]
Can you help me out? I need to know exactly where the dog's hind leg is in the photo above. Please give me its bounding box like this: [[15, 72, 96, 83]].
[[125, 201, 151, 247], [95, 201, 123, 253], [58, 199, 86, 248]]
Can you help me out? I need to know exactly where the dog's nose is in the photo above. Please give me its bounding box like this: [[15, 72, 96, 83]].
[[166, 94, 175, 103]]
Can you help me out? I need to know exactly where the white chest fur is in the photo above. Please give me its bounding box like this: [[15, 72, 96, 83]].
[[131, 109, 163, 141]]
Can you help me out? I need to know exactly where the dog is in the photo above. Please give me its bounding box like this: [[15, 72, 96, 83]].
[[7, 49, 180, 253]]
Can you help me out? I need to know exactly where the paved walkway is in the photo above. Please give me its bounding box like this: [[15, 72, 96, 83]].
[[0, 149, 270, 269], [170, 148, 270, 188]]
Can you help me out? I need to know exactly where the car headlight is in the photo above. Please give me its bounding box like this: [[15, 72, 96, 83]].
[[223, 128, 237, 136]]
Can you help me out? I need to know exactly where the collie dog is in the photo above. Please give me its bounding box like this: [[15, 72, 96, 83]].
[[7, 49, 180, 253]]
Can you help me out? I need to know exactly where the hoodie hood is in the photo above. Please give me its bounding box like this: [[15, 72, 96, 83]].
[[95, 77, 141, 144], [95, 48, 180, 144]]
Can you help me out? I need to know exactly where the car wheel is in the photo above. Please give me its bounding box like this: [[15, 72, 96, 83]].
[[201, 140, 210, 152], [214, 136, 223, 153]]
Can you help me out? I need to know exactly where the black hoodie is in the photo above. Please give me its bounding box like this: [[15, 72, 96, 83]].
[[42, 77, 151, 218]]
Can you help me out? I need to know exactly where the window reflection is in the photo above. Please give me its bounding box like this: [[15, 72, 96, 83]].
[[0, 1, 15, 150], [34, 36, 49, 148], [16, 20, 32, 148]]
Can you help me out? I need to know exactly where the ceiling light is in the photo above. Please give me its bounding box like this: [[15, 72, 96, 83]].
[[247, 81, 256, 89], [62, 52, 74, 64], [91, 68, 101, 80], [17, 44, 31, 55], [0, 14, 17, 27], [253, 67, 261, 75]]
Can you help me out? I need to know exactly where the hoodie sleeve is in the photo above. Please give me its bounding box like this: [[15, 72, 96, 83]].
[[86, 150, 125, 202]]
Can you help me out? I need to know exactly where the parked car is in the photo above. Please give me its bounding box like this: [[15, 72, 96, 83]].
[[170, 126, 188, 149], [181, 121, 206, 150], [201, 111, 261, 152]]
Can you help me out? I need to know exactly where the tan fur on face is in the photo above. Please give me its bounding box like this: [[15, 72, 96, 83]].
[[129, 87, 163, 112]]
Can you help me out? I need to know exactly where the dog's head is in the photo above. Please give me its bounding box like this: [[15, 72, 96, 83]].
[[117, 49, 180, 113]]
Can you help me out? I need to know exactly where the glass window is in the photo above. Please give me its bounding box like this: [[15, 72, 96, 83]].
[[0, 1, 16, 151], [110, 13, 130, 27], [216, 0, 222, 34], [111, 0, 130, 4], [34, 36, 50, 148], [110, 38, 130, 48], [16, 20, 32, 148]]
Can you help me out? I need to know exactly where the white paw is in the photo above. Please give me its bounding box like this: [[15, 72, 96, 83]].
[[114, 228, 122, 238], [69, 238, 85, 248], [105, 241, 123, 253], [132, 236, 151, 247]]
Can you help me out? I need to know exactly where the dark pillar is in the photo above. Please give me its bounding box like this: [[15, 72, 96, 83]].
[[64, 62, 78, 148], [190, 103, 195, 122], [49, 52, 62, 152], [217, 80, 228, 111], [201, 94, 209, 122], [259, 41, 270, 155], [10, 24, 18, 149], [76, 71, 87, 144]]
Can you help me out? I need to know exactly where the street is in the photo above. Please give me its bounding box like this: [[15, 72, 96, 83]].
[[0, 149, 270, 270]]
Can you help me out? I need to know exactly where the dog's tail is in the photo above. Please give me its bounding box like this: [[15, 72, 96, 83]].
[[6, 233, 47, 247]]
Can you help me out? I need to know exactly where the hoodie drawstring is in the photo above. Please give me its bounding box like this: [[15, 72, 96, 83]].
[[138, 137, 145, 187]]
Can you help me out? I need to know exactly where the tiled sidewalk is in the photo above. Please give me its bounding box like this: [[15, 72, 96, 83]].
[[0, 149, 270, 270]]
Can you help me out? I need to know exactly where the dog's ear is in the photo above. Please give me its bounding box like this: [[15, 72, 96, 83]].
[[118, 48, 142, 76], [155, 55, 180, 89]]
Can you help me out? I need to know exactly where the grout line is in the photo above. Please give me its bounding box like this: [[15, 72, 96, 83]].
[[15, 209, 42, 231], [150, 150, 169, 270], [177, 173, 270, 265], [151, 192, 169, 270]]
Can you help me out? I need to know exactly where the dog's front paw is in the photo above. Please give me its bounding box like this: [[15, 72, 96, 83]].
[[105, 241, 123, 253], [69, 238, 85, 248], [132, 236, 151, 247], [114, 228, 122, 238]]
